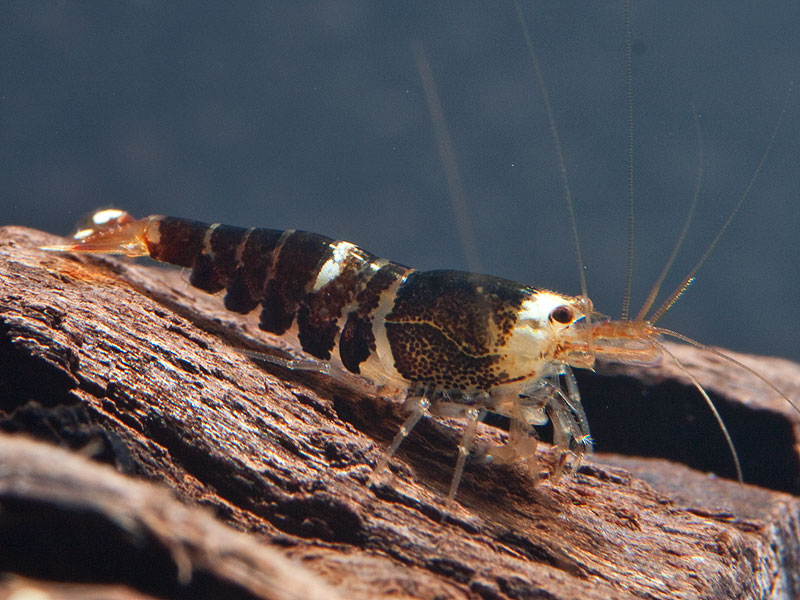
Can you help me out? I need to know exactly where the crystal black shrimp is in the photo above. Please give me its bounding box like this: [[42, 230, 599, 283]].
[[46, 207, 798, 501]]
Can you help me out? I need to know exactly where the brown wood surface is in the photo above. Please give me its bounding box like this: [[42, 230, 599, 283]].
[[1, 225, 799, 600]]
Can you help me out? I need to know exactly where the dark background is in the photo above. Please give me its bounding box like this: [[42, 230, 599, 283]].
[[3, 2, 798, 361]]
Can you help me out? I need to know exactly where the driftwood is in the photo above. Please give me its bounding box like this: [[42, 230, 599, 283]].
[[1, 224, 799, 600]]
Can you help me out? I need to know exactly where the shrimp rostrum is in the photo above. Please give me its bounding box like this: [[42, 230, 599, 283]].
[[46, 208, 706, 501]]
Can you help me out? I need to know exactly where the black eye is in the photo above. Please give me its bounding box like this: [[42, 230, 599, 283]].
[[550, 305, 573, 324]]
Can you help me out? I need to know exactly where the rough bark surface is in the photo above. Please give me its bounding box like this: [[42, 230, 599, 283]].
[[1, 225, 799, 600]]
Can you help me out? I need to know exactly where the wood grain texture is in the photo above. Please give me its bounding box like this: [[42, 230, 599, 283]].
[[1, 225, 799, 600]]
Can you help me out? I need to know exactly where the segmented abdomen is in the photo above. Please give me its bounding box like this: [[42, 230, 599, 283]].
[[143, 216, 534, 392]]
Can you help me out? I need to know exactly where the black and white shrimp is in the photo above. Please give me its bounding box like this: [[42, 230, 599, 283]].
[[39, 3, 800, 502], [46, 207, 790, 501]]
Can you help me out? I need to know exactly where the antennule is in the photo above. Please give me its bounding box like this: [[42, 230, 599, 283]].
[[621, 0, 635, 321], [646, 82, 791, 324], [636, 110, 703, 322]]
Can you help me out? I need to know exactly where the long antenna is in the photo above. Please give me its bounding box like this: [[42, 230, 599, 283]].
[[620, 0, 635, 321], [514, 1, 588, 301], [657, 341, 743, 483], [412, 41, 484, 274], [649, 84, 790, 324], [655, 326, 800, 416]]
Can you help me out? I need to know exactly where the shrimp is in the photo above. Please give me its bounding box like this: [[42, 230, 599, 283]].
[[41, 5, 799, 503], [45, 204, 787, 502], [45, 209, 610, 499]]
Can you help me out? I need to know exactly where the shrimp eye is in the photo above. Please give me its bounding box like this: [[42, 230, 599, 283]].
[[550, 305, 574, 324]]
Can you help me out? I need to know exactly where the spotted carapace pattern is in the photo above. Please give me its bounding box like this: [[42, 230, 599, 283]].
[[157, 216, 554, 392], [386, 271, 533, 391]]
